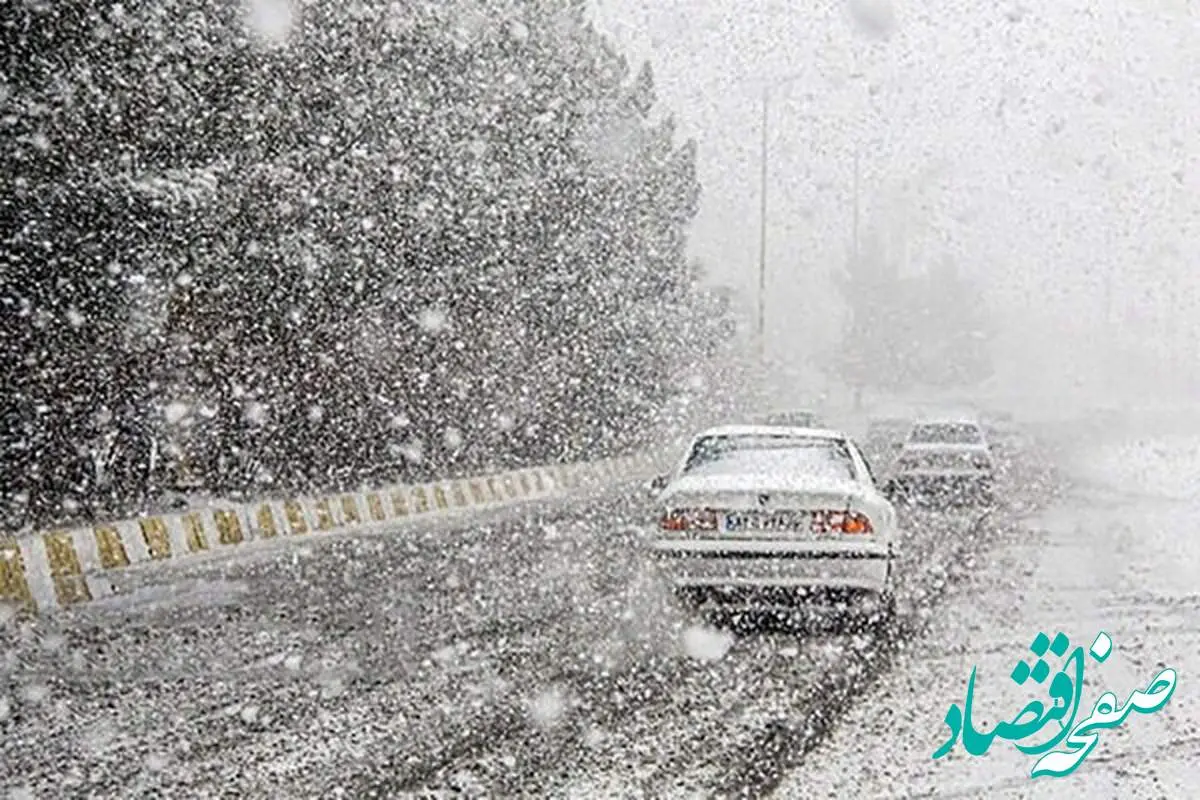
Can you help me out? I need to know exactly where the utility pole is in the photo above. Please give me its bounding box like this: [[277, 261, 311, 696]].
[[1104, 265, 1114, 327], [757, 86, 769, 365]]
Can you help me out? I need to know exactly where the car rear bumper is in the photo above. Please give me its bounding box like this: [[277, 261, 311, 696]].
[[645, 539, 892, 605]]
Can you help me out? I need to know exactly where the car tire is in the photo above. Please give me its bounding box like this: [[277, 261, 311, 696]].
[[852, 590, 896, 636], [872, 549, 899, 632], [878, 589, 898, 625]]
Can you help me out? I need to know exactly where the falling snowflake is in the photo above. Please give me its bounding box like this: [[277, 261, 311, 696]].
[[431, 644, 459, 667], [528, 686, 567, 730], [400, 440, 424, 463], [318, 675, 346, 700], [20, 683, 49, 704], [245, 0, 295, 44], [164, 402, 190, 425], [681, 626, 733, 662], [581, 725, 607, 749], [307, 405, 324, 423], [507, 19, 530, 42], [416, 306, 451, 334], [66, 308, 85, 328], [243, 401, 268, 426], [444, 427, 464, 449]]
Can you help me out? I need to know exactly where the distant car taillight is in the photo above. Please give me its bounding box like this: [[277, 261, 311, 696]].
[[660, 508, 719, 531], [810, 510, 874, 534]]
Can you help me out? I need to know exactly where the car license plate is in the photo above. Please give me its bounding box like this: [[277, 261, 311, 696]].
[[724, 512, 804, 532]]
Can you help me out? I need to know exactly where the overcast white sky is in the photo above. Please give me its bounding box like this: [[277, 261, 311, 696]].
[[589, 0, 1200, 393]]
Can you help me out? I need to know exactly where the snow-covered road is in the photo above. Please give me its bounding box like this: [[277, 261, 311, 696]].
[[1, 427, 1056, 799], [774, 419, 1200, 798]]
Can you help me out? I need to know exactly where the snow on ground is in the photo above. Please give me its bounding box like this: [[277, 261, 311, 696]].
[[774, 420, 1200, 798]]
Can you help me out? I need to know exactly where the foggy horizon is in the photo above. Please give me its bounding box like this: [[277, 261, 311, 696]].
[[594, 0, 1200, 397]]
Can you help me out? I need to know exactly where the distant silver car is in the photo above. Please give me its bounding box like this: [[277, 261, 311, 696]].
[[644, 424, 900, 627], [886, 416, 996, 507]]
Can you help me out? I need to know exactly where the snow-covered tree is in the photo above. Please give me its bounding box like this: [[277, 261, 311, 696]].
[[0, 0, 712, 527]]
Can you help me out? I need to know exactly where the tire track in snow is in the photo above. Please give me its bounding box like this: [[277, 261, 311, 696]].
[[2, 492, 653, 798], [538, 512, 983, 799], [698, 451, 1060, 798], [397, 510, 978, 798], [401, 446, 1057, 798]]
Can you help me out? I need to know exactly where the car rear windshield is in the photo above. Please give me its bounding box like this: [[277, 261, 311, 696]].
[[908, 423, 983, 445], [681, 435, 856, 480], [899, 450, 991, 471]]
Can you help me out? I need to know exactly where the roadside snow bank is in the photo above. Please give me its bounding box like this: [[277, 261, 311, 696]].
[[774, 432, 1200, 798]]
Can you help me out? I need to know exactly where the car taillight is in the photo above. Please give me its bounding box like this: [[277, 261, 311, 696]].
[[810, 510, 874, 534], [660, 508, 719, 531]]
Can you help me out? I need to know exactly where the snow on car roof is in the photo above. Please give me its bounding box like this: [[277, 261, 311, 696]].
[[911, 413, 983, 425], [901, 441, 990, 453], [762, 407, 819, 416], [693, 424, 847, 441]]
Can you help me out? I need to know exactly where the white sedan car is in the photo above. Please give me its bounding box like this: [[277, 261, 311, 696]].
[[644, 425, 900, 627]]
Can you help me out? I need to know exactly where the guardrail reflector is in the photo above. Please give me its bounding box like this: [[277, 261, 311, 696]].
[[284, 501, 308, 535], [43, 531, 92, 605], [340, 496, 361, 525], [0, 538, 34, 611], [183, 513, 208, 552], [314, 499, 336, 531], [94, 526, 130, 569], [214, 510, 244, 545], [140, 518, 172, 560], [367, 493, 386, 521], [257, 505, 278, 538]]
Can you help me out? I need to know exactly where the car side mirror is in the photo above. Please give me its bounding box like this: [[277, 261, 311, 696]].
[[647, 474, 669, 495]]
